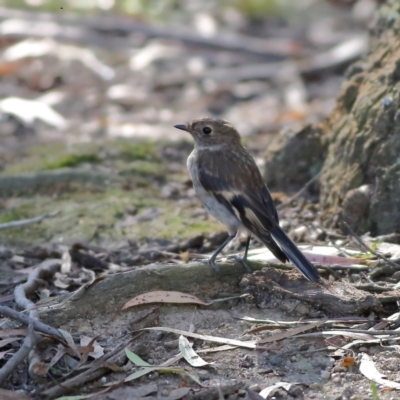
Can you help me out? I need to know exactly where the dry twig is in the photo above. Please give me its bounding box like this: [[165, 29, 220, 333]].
[[0, 305, 63, 340], [0, 323, 38, 385], [0, 211, 59, 230], [0, 259, 61, 383], [343, 222, 400, 270]]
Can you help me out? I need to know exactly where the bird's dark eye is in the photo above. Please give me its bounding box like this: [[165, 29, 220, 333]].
[[202, 127, 212, 135]]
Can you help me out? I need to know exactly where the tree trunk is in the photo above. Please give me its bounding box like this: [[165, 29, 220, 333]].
[[264, 0, 400, 235], [320, 0, 400, 235]]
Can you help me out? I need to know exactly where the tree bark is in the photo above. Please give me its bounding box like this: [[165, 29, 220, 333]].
[[320, 0, 400, 234]]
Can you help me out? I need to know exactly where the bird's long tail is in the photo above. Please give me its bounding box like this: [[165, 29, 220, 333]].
[[270, 225, 320, 282]]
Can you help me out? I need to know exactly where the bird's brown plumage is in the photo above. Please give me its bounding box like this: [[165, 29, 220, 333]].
[[174, 117, 320, 282]]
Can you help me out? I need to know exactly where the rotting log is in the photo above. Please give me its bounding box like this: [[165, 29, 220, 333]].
[[38, 259, 262, 326], [37, 259, 385, 326]]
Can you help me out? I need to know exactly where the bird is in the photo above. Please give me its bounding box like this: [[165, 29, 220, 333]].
[[174, 117, 320, 283]]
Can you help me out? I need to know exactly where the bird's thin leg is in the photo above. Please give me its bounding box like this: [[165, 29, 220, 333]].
[[228, 235, 253, 273], [208, 233, 236, 273], [243, 235, 251, 260]]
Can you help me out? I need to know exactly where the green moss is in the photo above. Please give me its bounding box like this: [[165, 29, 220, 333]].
[[0, 206, 33, 224], [116, 141, 158, 162], [44, 153, 100, 170], [0, 136, 219, 248], [119, 161, 161, 177], [231, 0, 283, 17]]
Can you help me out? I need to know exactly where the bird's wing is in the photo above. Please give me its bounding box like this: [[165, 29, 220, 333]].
[[197, 148, 320, 282], [197, 148, 279, 236]]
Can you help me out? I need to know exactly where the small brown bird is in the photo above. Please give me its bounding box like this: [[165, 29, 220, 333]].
[[174, 117, 320, 282]]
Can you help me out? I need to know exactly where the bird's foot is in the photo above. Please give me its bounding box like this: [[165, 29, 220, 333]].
[[192, 257, 220, 274], [227, 254, 253, 273]]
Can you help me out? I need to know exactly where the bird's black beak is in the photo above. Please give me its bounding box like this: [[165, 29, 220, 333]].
[[174, 124, 187, 131]]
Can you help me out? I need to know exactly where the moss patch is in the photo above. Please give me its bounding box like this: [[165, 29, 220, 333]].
[[0, 138, 220, 248]]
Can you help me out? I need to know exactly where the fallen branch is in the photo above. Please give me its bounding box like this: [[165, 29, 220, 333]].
[[343, 221, 400, 270], [155, 35, 367, 87], [0, 305, 63, 340], [0, 211, 59, 230], [355, 283, 396, 293], [0, 259, 61, 383], [0, 8, 297, 59], [0, 323, 37, 385], [14, 259, 61, 319], [41, 337, 132, 398]]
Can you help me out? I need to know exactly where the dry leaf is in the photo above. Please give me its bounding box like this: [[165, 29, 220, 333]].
[[0, 337, 22, 348], [359, 353, 400, 389], [142, 327, 256, 349], [341, 357, 355, 367], [180, 251, 190, 263], [80, 335, 104, 359], [0, 388, 32, 400], [257, 321, 324, 344], [259, 382, 296, 399], [179, 335, 210, 367], [0, 350, 11, 360], [121, 291, 209, 311]]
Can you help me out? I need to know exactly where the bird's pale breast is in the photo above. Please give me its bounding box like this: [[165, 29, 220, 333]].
[[187, 149, 242, 235]]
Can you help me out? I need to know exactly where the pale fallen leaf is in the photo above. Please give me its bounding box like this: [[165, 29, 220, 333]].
[[124, 349, 202, 386], [0, 350, 11, 360], [61, 250, 72, 274], [259, 382, 295, 399], [0, 97, 67, 130], [257, 321, 324, 344], [296, 331, 376, 341], [247, 245, 367, 265], [0, 328, 27, 338], [80, 336, 104, 359], [179, 335, 210, 367], [0, 337, 23, 348], [360, 353, 400, 389], [2, 37, 114, 80], [59, 329, 81, 359], [141, 327, 256, 349], [121, 291, 209, 311], [180, 251, 190, 263], [0, 388, 32, 399]]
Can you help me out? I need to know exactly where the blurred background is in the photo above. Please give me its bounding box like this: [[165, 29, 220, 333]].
[[0, 0, 376, 254]]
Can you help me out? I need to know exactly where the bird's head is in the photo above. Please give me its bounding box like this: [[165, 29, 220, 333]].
[[174, 117, 241, 147]]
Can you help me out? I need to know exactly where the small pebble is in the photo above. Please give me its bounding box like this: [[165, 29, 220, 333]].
[[381, 96, 393, 109], [320, 371, 330, 380], [359, 347, 368, 353], [345, 373, 355, 381], [164, 340, 179, 350], [332, 366, 347, 373], [332, 376, 342, 384], [291, 356, 297, 362], [350, 396, 361, 400], [161, 387, 170, 397], [240, 355, 254, 368], [248, 384, 261, 392], [309, 383, 321, 390], [197, 369, 210, 380]]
